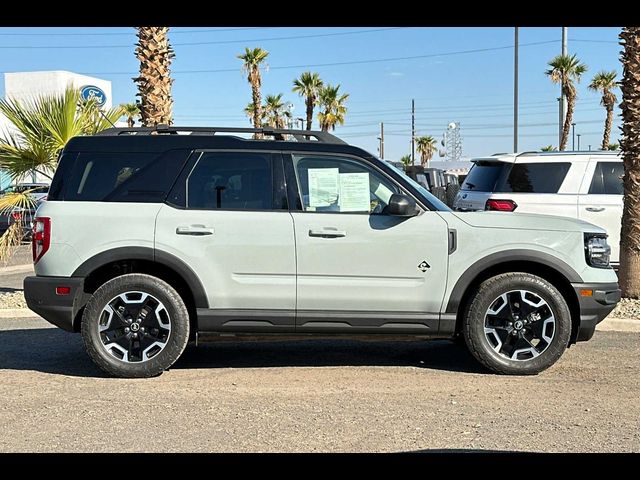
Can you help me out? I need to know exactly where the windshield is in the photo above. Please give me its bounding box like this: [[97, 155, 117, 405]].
[[461, 161, 507, 191], [385, 162, 451, 211]]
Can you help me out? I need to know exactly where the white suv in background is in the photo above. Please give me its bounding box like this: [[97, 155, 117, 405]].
[[453, 151, 623, 268]]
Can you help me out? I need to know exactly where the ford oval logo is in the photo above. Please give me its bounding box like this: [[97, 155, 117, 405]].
[[80, 85, 107, 107]]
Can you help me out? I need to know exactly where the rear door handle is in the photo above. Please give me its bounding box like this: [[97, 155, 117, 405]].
[[586, 207, 606, 212], [176, 225, 214, 236], [309, 228, 347, 238]]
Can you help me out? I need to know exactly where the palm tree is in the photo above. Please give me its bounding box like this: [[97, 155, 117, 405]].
[[317, 84, 349, 132], [292, 72, 323, 130], [263, 94, 291, 129], [133, 27, 175, 127], [607, 143, 620, 151], [120, 103, 140, 128], [244, 102, 261, 125], [619, 27, 640, 298], [400, 154, 412, 169], [415, 135, 437, 167], [237, 47, 269, 130], [541, 145, 557, 152], [589, 71, 618, 150], [0, 87, 122, 260], [546, 54, 588, 151]]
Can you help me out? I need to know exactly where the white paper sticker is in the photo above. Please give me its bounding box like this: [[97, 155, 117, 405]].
[[373, 182, 393, 204], [339, 173, 370, 212], [308, 168, 339, 207]]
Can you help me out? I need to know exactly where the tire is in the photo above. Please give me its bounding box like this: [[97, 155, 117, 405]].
[[445, 183, 460, 208], [462, 272, 571, 375], [81, 273, 190, 378]]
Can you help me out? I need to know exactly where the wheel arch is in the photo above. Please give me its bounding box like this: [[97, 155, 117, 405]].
[[447, 250, 582, 344], [71, 247, 208, 332]]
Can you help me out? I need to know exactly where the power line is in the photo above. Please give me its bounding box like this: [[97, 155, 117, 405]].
[[0, 27, 405, 49], [77, 39, 560, 75], [0, 27, 270, 36]]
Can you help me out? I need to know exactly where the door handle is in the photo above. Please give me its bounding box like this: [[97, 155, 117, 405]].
[[586, 207, 606, 212], [176, 225, 214, 236], [309, 228, 347, 238]]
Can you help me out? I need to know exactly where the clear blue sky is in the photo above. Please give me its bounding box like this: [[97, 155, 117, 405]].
[[0, 26, 623, 159]]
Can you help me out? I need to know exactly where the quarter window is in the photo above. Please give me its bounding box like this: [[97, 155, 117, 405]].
[[186, 152, 274, 210], [496, 162, 571, 193], [589, 162, 623, 195], [292, 154, 400, 214]]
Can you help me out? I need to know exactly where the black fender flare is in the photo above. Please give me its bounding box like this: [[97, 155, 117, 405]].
[[72, 246, 209, 308], [445, 249, 583, 313]]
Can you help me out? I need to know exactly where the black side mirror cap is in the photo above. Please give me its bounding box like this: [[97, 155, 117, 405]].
[[387, 193, 419, 217]]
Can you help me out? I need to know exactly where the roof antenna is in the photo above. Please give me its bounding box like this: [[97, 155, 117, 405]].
[[77, 100, 118, 130]]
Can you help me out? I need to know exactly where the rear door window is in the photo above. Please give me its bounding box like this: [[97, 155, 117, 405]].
[[588, 162, 623, 195], [496, 162, 571, 193], [461, 161, 507, 192]]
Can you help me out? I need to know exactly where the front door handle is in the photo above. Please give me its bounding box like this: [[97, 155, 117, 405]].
[[309, 228, 347, 238], [176, 225, 214, 236], [586, 207, 606, 212]]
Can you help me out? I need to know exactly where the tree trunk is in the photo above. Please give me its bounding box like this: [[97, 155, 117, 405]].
[[305, 97, 314, 131], [602, 105, 613, 150], [560, 94, 574, 151], [134, 27, 175, 127], [619, 27, 640, 298], [127, 116, 135, 128], [251, 82, 262, 129]]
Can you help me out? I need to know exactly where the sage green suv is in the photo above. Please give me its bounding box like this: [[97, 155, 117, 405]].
[[24, 126, 620, 378]]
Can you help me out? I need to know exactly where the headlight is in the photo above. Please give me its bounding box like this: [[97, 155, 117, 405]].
[[584, 233, 611, 268]]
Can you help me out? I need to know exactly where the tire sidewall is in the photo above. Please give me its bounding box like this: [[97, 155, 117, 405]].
[[464, 274, 572, 374], [81, 274, 190, 378]]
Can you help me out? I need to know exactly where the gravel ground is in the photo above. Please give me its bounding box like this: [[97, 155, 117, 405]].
[[0, 316, 639, 453], [0, 292, 27, 309]]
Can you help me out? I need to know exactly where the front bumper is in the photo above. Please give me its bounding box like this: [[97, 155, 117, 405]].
[[572, 282, 621, 342], [24, 276, 89, 332]]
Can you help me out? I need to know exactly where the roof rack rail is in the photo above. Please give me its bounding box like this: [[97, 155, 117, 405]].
[[95, 125, 347, 144]]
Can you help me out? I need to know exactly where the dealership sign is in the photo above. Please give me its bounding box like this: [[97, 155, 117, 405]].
[[80, 85, 107, 107]]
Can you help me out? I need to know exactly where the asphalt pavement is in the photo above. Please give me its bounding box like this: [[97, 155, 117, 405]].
[[0, 316, 638, 452]]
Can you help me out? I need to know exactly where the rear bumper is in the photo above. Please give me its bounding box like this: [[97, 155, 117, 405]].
[[23, 276, 89, 332], [572, 282, 621, 342]]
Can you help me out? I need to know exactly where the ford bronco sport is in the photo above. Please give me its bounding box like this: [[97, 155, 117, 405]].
[[24, 126, 621, 378]]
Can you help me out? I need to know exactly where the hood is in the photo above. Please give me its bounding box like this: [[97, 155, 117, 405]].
[[452, 211, 606, 234]]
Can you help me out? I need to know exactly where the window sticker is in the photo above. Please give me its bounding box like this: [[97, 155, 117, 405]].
[[373, 182, 393, 204], [338, 173, 370, 212], [308, 168, 339, 207]]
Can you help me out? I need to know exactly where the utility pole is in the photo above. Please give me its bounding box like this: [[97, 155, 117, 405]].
[[379, 122, 385, 159], [514, 26, 519, 153], [411, 99, 415, 165], [560, 27, 568, 143], [572, 122, 576, 150], [577, 134, 581, 151]]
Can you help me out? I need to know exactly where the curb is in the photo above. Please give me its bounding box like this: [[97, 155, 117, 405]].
[[0, 308, 638, 331], [0, 264, 33, 274]]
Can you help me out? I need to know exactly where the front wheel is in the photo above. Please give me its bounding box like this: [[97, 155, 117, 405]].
[[81, 273, 190, 378], [463, 273, 572, 375]]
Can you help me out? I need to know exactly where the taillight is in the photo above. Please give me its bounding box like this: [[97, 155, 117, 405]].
[[32, 217, 51, 264], [485, 199, 518, 212]]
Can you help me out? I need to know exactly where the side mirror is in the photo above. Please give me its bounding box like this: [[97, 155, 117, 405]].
[[387, 193, 419, 217]]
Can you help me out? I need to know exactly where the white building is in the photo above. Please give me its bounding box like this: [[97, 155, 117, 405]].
[[0, 71, 113, 189]]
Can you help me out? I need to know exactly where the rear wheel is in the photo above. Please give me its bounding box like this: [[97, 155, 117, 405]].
[[81, 274, 190, 378], [463, 273, 571, 375]]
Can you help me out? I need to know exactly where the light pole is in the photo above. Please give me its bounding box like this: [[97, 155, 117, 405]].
[[572, 122, 576, 150], [514, 26, 519, 153], [577, 134, 581, 151]]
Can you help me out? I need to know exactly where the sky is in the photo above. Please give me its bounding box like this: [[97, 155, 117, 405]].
[[0, 26, 623, 160]]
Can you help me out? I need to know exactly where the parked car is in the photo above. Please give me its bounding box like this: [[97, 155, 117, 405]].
[[0, 183, 49, 236], [453, 151, 623, 268], [24, 126, 619, 378]]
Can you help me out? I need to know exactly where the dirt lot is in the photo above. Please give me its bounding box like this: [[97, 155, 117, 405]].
[[0, 316, 638, 453]]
